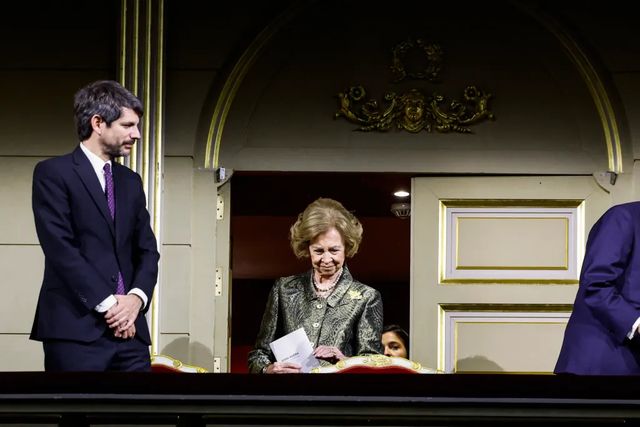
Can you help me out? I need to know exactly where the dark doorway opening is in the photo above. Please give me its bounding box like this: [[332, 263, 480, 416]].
[[229, 171, 412, 372]]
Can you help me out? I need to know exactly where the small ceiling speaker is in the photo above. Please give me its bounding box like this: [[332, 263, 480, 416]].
[[390, 202, 411, 219]]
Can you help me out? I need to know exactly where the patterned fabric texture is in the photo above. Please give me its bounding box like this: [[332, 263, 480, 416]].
[[248, 266, 383, 373], [103, 162, 125, 295]]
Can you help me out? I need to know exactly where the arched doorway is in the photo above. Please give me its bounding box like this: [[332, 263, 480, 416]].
[[228, 171, 412, 372]]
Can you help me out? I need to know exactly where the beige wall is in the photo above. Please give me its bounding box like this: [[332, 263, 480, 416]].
[[0, 2, 117, 370], [217, 2, 612, 175], [1, 1, 639, 372], [165, 0, 640, 372]]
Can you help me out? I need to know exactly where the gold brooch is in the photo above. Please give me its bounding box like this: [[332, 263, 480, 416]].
[[348, 290, 363, 300]]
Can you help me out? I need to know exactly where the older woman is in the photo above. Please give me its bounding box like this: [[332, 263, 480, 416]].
[[248, 198, 383, 374], [382, 324, 409, 359]]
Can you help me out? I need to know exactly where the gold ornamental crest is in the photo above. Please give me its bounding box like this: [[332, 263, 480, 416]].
[[335, 37, 494, 134]]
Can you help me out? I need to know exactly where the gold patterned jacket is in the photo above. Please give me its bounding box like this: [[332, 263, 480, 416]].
[[247, 266, 383, 373]]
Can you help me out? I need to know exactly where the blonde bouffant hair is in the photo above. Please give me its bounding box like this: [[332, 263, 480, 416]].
[[289, 198, 363, 259]]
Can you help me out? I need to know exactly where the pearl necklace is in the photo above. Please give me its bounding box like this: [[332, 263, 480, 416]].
[[312, 269, 343, 298]]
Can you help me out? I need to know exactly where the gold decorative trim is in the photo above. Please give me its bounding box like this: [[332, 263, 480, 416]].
[[438, 303, 573, 373], [441, 199, 584, 208], [439, 199, 582, 285], [517, 3, 623, 174], [150, 0, 165, 358], [438, 200, 448, 290], [439, 303, 573, 312], [118, 0, 141, 170], [151, 353, 209, 373], [132, 0, 140, 95], [141, 0, 151, 193], [118, 0, 165, 355], [361, 354, 393, 368], [336, 38, 494, 134], [390, 38, 443, 82], [142, 0, 152, 355], [336, 85, 494, 134], [131, 0, 141, 170], [550, 24, 622, 174], [119, 0, 127, 84], [456, 371, 554, 375], [204, 4, 307, 169], [311, 355, 440, 374], [440, 278, 578, 284], [455, 267, 569, 271], [437, 301, 446, 370], [453, 321, 568, 373]]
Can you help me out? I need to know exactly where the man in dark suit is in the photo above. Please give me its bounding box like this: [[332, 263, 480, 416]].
[[555, 202, 640, 374], [31, 80, 160, 371]]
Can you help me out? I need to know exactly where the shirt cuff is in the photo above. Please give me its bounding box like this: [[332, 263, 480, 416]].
[[128, 288, 148, 310], [95, 295, 117, 313], [627, 317, 640, 340], [94, 289, 148, 313]]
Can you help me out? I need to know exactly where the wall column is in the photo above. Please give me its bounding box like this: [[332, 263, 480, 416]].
[[118, 0, 165, 354]]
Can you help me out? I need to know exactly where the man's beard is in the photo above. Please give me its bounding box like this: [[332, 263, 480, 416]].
[[106, 142, 133, 158]]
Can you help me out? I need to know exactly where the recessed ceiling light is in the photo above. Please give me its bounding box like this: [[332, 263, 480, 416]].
[[394, 190, 410, 198]]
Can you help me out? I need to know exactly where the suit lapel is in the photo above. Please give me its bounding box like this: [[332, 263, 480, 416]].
[[72, 147, 115, 237]]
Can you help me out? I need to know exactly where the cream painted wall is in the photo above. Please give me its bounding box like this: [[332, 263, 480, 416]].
[[197, 2, 639, 373], [217, 2, 612, 175], [0, 76, 111, 369], [0, 1, 115, 370], [0, 1, 638, 373], [0, 86, 108, 370], [159, 157, 193, 358]]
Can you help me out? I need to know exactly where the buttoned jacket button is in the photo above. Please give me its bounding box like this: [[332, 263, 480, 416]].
[[316, 303, 323, 309], [111, 275, 117, 282], [312, 322, 320, 328]]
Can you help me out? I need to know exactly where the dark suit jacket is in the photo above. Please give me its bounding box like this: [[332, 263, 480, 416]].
[[247, 266, 383, 373], [555, 202, 640, 374], [30, 146, 159, 345]]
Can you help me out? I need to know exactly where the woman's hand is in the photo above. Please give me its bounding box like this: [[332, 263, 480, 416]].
[[264, 362, 302, 374], [313, 345, 346, 363]]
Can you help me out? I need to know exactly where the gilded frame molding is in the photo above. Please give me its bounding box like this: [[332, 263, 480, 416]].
[[118, 0, 165, 355], [437, 303, 573, 373], [515, 1, 624, 174], [438, 199, 584, 285], [203, 4, 309, 170]]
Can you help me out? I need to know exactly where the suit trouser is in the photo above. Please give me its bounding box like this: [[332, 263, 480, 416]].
[[43, 331, 150, 372]]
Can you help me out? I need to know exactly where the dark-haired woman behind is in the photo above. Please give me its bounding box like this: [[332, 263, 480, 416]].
[[382, 324, 409, 359]]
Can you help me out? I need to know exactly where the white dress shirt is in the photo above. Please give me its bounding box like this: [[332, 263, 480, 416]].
[[79, 143, 148, 312]]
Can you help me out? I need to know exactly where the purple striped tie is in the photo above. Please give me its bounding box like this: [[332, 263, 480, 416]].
[[103, 163, 125, 295]]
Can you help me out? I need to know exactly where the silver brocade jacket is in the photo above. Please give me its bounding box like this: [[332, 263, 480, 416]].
[[247, 266, 384, 373]]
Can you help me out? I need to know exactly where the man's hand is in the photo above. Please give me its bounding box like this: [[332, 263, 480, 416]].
[[114, 323, 136, 339], [105, 294, 142, 332]]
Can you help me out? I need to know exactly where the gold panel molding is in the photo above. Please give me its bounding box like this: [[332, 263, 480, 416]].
[[441, 199, 584, 208], [438, 199, 584, 284], [438, 303, 573, 373], [516, 3, 624, 174], [204, 4, 308, 169], [118, 0, 165, 354]]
